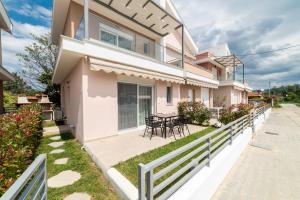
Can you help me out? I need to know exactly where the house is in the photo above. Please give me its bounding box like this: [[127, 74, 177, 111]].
[[51, 0, 219, 143], [0, 0, 14, 114], [16, 94, 54, 120], [195, 44, 252, 108]]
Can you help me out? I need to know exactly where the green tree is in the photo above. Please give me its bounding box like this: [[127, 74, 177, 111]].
[[17, 33, 60, 106], [3, 72, 35, 95]]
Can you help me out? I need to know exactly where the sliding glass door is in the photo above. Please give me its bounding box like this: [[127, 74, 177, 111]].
[[139, 86, 152, 126], [118, 83, 137, 130], [118, 83, 152, 130]]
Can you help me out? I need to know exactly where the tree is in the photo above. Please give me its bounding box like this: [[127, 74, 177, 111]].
[[17, 33, 60, 106], [3, 72, 35, 95]]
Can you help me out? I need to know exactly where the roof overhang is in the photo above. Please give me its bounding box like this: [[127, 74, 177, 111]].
[[0, 0, 12, 33], [185, 71, 219, 89], [214, 55, 243, 68], [195, 57, 226, 69], [219, 80, 252, 92], [0, 66, 14, 81], [53, 36, 185, 83]]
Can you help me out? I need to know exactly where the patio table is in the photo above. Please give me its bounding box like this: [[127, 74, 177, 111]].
[[154, 113, 179, 138]]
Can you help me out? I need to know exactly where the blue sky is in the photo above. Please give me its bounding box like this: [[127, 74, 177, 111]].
[[2, 0, 300, 89]]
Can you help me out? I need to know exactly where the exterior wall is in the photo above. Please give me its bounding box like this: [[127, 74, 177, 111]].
[[63, 2, 83, 38], [82, 63, 118, 142], [0, 80, 3, 114], [61, 59, 84, 142], [180, 85, 201, 102], [209, 89, 214, 108], [213, 86, 232, 108], [156, 81, 180, 114], [184, 62, 213, 79]]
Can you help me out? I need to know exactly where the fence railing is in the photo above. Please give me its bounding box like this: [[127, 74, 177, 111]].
[[1, 154, 47, 200], [138, 106, 270, 200]]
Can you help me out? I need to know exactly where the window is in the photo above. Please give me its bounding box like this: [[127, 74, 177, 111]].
[[144, 42, 150, 55], [100, 23, 134, 51], [167, 86, 172, 104], [75, 17, 84, 40]]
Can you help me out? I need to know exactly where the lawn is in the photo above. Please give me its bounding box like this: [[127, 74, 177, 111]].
[[42, 120, 57, 128], [37, 133, 119, 200], [115, 127, 216, 187]]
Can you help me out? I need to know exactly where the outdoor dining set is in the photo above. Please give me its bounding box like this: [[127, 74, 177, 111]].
[[143, 113, 190, 140]]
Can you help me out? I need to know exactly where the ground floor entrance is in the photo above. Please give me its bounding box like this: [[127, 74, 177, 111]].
[[118, 82, 153, 130]]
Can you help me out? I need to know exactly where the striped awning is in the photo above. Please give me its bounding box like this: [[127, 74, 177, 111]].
[[93, 0, 182, 36], [186, 79, 219, 89], [88, 57, 185, 84]]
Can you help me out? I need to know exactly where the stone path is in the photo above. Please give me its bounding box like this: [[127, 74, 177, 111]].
[[64, 193, 91, 200], [46, 134, 91, 197], [48, 141, 65, 148], [49, 149, 65, 154], [48, 170, 81, 188], [54, 158, 69, 165]]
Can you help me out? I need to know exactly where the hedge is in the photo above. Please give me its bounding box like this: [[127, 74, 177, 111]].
[[0, 104, 43, 196], [219, 104, 253, 124], [178, 101, 211, 125]]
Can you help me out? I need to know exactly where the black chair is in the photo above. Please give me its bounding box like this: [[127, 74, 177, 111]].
[[166, 117, 183, 140], [143, 117, 163, 140], [179, 115, 190, 135]]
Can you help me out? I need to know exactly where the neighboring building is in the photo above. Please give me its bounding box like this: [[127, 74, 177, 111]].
[[0, 0, 14, 114], [51, 0, 219, 143], [17, 94, 54, 120], [195, 44, 252, 108]]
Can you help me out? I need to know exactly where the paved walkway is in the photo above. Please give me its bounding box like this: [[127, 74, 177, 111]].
[[84, 124, 206, 170], [212, 104, 300, 200]]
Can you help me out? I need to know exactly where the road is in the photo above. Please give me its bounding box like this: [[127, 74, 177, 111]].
[[212, 104, 300, 200]]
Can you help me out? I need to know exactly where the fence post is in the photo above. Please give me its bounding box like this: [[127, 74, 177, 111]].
[[207, 137, 211, 167], [146, 169, 154, 200], [44, 156, 47, 200], [138, 164, 146, 200]]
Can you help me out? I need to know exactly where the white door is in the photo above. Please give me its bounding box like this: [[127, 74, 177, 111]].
[[201, 88, 210, 107]]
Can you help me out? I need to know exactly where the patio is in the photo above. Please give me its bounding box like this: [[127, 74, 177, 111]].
[[84, 124, 207, 170]]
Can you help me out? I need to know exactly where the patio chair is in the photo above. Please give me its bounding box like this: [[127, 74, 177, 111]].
[[166, 117, 183, 140], [144, 117, 163, 140], [179, 115, 190, 135]]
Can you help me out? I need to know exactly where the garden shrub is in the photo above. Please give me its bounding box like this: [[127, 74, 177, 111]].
[[178, 101, 211, 125], [0, 104, 42, 196], [219, 104, 253, 124]]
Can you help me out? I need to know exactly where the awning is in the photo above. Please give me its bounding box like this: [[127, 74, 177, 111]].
[[88, 57, 185, 84], [186, 79, 218, 89], [93, 0, 182, 36], [214, 55, 243, 68], [0, 65, 14, 81]]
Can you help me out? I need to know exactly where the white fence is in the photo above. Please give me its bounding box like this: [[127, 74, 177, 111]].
[[1, 154, 47, 200]]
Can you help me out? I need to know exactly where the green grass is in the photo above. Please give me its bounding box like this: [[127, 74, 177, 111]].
[[296, 103, 300, 107], [114, 127, 216, 187], [37, 133, 119, 200], [42, 120, 57, 128]]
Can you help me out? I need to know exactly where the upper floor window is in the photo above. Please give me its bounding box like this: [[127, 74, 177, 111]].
[[100, 23, 134, 51], [75, 17, 84, 40]]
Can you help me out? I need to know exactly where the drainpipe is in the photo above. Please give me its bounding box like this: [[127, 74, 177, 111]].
[[181, 25, 184, 68]]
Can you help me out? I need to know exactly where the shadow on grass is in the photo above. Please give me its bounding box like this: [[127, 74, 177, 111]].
[[60, 132, 75, 141]]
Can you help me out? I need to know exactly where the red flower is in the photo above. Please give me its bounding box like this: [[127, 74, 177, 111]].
[[15, 115, 22, 122]]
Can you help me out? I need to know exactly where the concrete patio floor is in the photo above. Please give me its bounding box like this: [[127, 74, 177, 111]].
[[84, 124, 206, 170]]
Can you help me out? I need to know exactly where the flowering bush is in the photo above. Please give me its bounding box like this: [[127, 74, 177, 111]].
[[0, 104, 42, 195], [219, 104, 253, 124], [178, 101, 211, 125]]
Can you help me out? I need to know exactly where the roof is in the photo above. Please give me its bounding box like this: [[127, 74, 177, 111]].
[[0, 65, 14, 81], [248, 92, 263, 97], [0, 0, 12, 33], [200, 43, 231, 57]]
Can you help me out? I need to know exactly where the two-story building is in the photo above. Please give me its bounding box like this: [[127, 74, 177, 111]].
[[195, 44, 252, 108], [0, 0, 14, 114], [51, 0, 219, 143]]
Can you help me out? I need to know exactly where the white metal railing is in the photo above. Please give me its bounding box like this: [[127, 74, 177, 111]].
[[138, 106, 270, 200], [1, 154, 47, 200]]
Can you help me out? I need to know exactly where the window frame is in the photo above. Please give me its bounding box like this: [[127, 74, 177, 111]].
[[166, 86, 172, 104]]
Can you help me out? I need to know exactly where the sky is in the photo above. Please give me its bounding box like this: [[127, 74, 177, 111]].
[[2, 0, 300, 89]]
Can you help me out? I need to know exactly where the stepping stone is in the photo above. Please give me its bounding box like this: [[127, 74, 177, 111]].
[[64, 193, 91, 200], [48, 141, 65, 148], [49, 149, 65, 154], [48, 170, 81, 188], [54, 158, 69, 165], [50, 136, 61, 141]]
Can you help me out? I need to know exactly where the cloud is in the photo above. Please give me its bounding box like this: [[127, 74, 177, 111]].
[[173, 0, 300, 89]]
